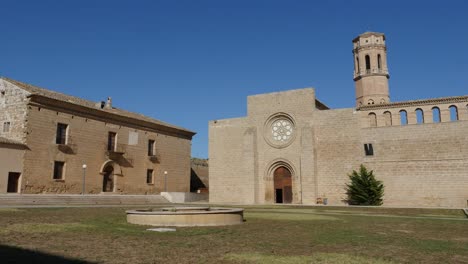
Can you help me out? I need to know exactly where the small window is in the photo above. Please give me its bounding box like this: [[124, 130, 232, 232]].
[[364, 144, 374, 156], [53, 161, 65, 180], [3, 122, 11, 133], [0, 90, 5, 97], [365, 55, 371, 71], [148, 140, 155, 156], [377, 54, 382, 70], [400, 110, 408, 125], [416, 109, 424, 124], [146, 169, 154, 184], [432, 107, 441, 123], [368, 99, 374, 105], [108, 132, 117, 151], [56, 123, 68, 144], [449, 105, 458, 121], [368, 113, 377, 127], [356, 57, 360, 73]]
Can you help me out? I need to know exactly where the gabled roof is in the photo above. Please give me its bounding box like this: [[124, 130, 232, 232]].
[[1, 77, 195, 137]]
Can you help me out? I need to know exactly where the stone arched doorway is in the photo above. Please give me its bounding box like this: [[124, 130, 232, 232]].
[[274, 166, 292, 204], [102, 165, 114, 192]]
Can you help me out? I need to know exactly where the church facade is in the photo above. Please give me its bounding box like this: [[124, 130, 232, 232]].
[[209, 32, 468, 208]]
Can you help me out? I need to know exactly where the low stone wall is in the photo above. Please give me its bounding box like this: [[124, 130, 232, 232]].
[[161, 192, 209, 203], [0, 194, 169, 206]]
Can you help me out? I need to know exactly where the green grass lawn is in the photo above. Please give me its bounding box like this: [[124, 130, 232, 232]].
[[0, 206, 467, 263]]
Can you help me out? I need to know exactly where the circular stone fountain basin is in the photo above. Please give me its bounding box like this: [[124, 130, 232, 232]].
[[126, 207, 244, 227]]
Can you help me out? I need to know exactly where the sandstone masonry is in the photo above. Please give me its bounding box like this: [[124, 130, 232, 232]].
[[0, 78, 195, 194], [209, 32, 468, 208]]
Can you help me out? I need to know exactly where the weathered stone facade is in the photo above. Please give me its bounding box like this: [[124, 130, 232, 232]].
[[209, 32, 468, 208], [0, 78, 195, 194]]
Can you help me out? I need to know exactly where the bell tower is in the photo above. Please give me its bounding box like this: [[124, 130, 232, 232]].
[[353, 32, 390, 107]]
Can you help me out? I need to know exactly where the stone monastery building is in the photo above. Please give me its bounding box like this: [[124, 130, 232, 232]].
[[0, 78, 195, 195], [209, 32, 468, 208]]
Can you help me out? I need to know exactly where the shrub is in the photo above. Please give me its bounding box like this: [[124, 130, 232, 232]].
[[346, 165, 384, 206]]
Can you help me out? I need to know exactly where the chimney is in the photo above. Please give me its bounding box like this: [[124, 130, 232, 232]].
[[105, 97, 112, 109]]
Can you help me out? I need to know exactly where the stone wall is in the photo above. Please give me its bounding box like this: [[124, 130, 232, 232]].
[[0, 79, 30, 143], [209, 117, 254, 203], [313, 108, 362, 205], [209, 88, 468, 208], [0, 144, 24, 193]]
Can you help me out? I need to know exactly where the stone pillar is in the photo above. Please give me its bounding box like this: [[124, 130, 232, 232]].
[[407, 110, 417, 125]]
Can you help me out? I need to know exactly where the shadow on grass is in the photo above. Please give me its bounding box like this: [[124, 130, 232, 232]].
[[0, 244, 94, 264]]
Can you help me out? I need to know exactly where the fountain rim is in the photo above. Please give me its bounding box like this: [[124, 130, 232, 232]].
[[126, 207, 244, 215]]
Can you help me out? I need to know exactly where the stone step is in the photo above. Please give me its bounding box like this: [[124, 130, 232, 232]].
[[0, 194, 169, 206]]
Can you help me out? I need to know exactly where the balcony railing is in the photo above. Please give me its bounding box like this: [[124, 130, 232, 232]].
[[148, 153, 160, 163], [106, 143, 126, 160], [56, 136, 77, 154], [354, 68, 389, 78]]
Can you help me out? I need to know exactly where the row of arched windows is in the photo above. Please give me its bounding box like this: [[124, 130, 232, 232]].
[[356, 54, 382, 73], [368, 105, 466, 127]]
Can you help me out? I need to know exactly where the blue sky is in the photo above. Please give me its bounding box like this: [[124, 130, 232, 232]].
[[1, 0, 467, 158]]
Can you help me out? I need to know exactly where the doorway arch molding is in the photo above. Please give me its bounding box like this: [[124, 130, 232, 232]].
[[99, 160, 123, 176], [264, 158, 297, 181]]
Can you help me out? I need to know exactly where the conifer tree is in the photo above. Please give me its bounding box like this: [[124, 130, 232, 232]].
[[346, 165, 384, 205]]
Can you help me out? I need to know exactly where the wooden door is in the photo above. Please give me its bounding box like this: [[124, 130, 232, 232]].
[[102, 167, 114, 192], [273, 166, 292, 204]]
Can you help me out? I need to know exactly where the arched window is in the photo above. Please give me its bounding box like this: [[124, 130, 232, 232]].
[[380, 98, 386, 104], [399, 110, 408, 125], [365, 55, 371, 72], [449, 105, 458, 121], [377, 54, 382, 70], [356, 57, 360, 73], [369, 113, 377, 127], [432, 107, 441, 123], [368, 99, 374, 105], [383, 111, 392, 126], [415, 108, 424, 124]]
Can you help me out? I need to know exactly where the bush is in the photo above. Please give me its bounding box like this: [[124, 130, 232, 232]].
[[346, 165, 384, 206]]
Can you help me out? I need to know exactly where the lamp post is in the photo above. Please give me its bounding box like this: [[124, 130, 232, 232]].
[[82, 164, 87, 195], [164, 171, 168, 192]]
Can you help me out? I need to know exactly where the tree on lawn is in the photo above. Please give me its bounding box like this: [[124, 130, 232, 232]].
[[346, 165, 384, 206]]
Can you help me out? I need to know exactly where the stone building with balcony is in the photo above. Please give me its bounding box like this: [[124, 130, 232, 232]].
[[0, 77, 195, 194], [209, 32, 468, 208]]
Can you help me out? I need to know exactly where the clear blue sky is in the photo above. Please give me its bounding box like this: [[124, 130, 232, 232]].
[[2, 0, 467, 158]]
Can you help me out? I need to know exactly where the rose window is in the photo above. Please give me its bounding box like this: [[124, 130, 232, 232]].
[[271, 119, 293, 142]]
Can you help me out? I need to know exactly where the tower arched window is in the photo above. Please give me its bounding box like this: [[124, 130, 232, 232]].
[[365, 55, 371, 73], [369, 113, 377, 127], [415, 108, 424, 124], [449, 105, 458, 121], [399, 110, 408, 125], [432, 107, 441, 123], [356, 57, 360, 73], [383, 111, 392, 126], [377, 54, 382, 71], [368, 99, 374, 105]]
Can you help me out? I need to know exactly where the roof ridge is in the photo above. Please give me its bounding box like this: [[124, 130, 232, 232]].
[[2, 77, 195, 135]]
